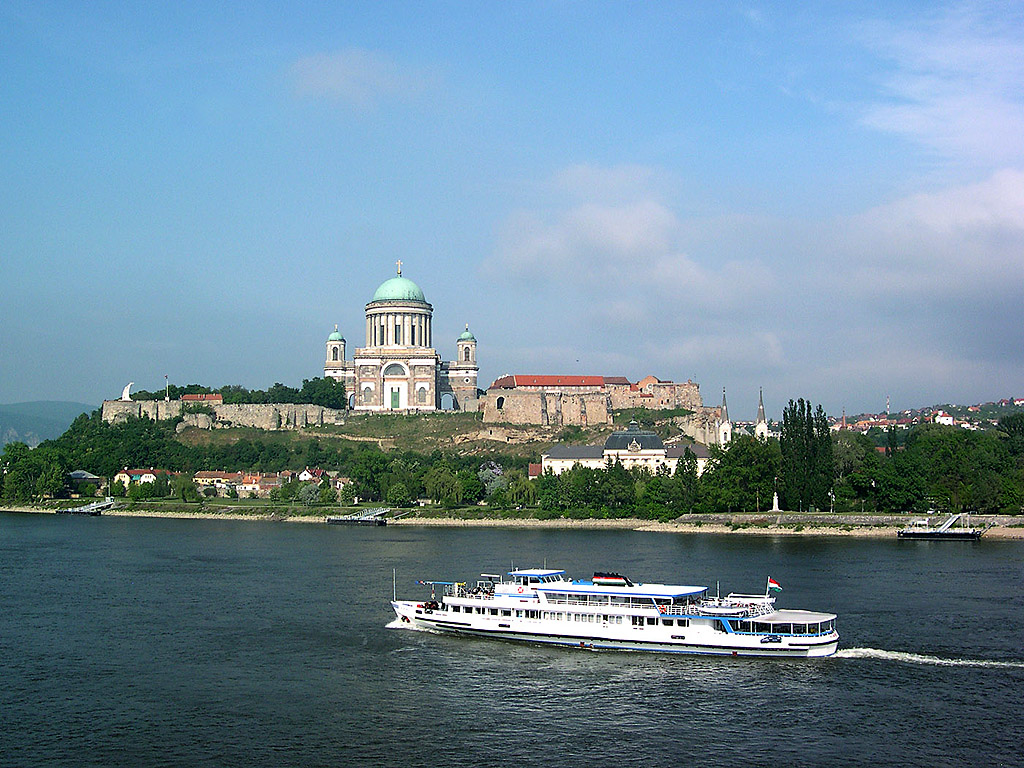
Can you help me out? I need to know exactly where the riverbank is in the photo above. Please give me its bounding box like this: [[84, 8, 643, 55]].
[[5, 504, 1023, 538]]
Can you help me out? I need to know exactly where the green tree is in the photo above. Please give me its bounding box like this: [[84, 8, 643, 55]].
[[319, 482, 338, 505], [385, 482, 411, 507], [297, 483, 320, 506], [780, 398, 833, 512], [298, 377, 347, 409]]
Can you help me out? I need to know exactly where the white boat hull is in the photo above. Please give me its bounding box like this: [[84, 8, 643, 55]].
[[391, 600, 839, 658]]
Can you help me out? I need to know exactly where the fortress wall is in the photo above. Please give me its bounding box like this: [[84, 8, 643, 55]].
[[482, 390, 548, 425], [674, 407, 723, 446], [102, 400, 346, 430], [482, 390, 612, 427], [102, 400, 184, 423]]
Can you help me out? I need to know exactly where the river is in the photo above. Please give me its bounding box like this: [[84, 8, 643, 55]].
[[2, 513, 1021, 767]]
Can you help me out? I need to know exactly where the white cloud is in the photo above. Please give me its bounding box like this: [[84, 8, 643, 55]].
[[483, 163, 1024, 413], [490, 165, 774, 317], [837, 168, 1024, 293], [859, 5, 1024, 164], [290, 49, 435, 108]]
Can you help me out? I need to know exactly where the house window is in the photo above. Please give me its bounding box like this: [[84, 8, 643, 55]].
[[362, 387, 372, 404]]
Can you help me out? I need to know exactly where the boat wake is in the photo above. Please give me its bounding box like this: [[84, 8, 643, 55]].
[[385, 618, 443, 635], [836, 647, 1024, 669]]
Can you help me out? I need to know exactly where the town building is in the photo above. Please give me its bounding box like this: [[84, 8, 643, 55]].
[[323, 263, 480, 412], [540, 421, 711, 476], [114, 468, 175, 487]]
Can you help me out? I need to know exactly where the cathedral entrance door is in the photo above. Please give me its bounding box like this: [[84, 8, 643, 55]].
[[391, 388, 400, 409]]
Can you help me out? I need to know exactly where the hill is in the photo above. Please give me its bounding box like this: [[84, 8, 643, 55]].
[[0, 401, 97, 448]]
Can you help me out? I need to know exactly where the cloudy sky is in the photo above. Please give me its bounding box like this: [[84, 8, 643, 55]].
[[2, 2, 1022, 419]]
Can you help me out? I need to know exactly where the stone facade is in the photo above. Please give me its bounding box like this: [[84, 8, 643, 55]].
[[483, 374, 701, 428], [102, 400, 346, 431], [323, 266, 480, 412]]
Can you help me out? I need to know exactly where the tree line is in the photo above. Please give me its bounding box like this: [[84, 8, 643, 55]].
[[132, 378, 347, 410], [3, 401, 1023, 516]]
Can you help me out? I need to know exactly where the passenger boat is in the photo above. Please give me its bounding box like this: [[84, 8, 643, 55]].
[[391, 568, 839, 657], [897, 512, 984, 540]]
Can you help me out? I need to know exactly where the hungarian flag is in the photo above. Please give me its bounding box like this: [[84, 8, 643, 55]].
[[767, 577, 782, 592]]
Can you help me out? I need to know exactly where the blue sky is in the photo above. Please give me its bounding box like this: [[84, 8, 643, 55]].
[[2, 2, 1022, 419]]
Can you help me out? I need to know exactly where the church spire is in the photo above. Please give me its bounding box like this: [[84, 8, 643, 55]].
[[720, 387, 729, 423], [756, 387, 766, 425]]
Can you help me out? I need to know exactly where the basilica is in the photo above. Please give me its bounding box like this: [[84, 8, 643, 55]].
[[323, 264, 480, 412]]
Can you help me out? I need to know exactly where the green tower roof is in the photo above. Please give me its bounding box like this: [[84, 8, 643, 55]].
[[327, 324, 344, 342], [371, 276, 426, 303], [458, 324, 476, 342]]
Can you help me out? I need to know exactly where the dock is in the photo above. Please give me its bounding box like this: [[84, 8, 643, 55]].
[[55, 497, 117, 516], [326, 507, 390, 526]]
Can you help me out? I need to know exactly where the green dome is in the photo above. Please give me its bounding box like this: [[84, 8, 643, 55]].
[[372, 276, 426, 303], [458, 325, 476, 342], [327, 324, 344, 342]]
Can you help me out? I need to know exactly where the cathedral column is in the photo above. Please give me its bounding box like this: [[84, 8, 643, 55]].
[[366, 317, 372, 347], [404, 315, 411, 348]]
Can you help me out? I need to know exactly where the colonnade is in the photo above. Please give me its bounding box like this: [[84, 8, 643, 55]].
[[365, 309, 432, 348]]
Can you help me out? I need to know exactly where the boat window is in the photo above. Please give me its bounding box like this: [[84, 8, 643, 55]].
[[662, 619, 674, 626], [773, 623, 792, 635], [452, 605, 460, 613], [501, 609, 511, 617], [793, 624, 807, 635], [754, 622, 770, 633], [489, 608, 498, 616], [677, 619, 689, 627], [646, 617, 657, 625]]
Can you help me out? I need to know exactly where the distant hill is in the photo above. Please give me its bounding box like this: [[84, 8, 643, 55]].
[[0, 401, 97, 448]]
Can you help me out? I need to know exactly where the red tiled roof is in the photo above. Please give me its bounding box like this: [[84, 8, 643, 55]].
[[528, 463, 543, 477], [182, 393, 223, 402]]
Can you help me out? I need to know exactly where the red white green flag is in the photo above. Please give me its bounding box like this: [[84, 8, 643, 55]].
[[767, 577, 782, 592]]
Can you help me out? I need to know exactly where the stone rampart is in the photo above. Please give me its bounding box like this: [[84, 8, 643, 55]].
[[482, 390, 612, 427], [102, 400, 346, 430]]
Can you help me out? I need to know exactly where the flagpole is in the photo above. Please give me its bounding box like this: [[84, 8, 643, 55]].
[[765, 577, 770, 599]]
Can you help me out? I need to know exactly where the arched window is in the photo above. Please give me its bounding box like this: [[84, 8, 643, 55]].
[[383, 363, 405, 376], [417, 387, 427, 404], [362, 387, 373, 404], [496, 396, 505, 410], [332, 347, 339, 361], [463, 347, 470, 361]]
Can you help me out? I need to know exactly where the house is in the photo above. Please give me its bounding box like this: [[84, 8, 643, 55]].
[[182, 393, 224, 404], [115, 467, 174, 486], [541, 421, 711, 477], [298, 467, 326, 483]]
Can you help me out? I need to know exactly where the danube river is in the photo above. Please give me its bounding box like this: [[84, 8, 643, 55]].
[[2, 513, 1022, 767]]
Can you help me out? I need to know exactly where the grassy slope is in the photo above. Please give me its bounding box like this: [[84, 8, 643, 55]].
[[174, 411, 633, 458]]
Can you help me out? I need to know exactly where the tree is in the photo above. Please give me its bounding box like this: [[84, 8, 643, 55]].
[[297, 483, 320, 506], [298, 377, 347, 410], [385, 482, 411, 507], [319, 482, 338, 505], [780, 398, 833, 512]]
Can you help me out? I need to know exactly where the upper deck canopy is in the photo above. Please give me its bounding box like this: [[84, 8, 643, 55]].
[[759, 609, 837, 622], [537, 582, 707, 599], [508, 569, 567, 578]]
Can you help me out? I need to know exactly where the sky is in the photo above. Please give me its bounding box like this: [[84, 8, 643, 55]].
[[2, 2, 1022, 420]]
